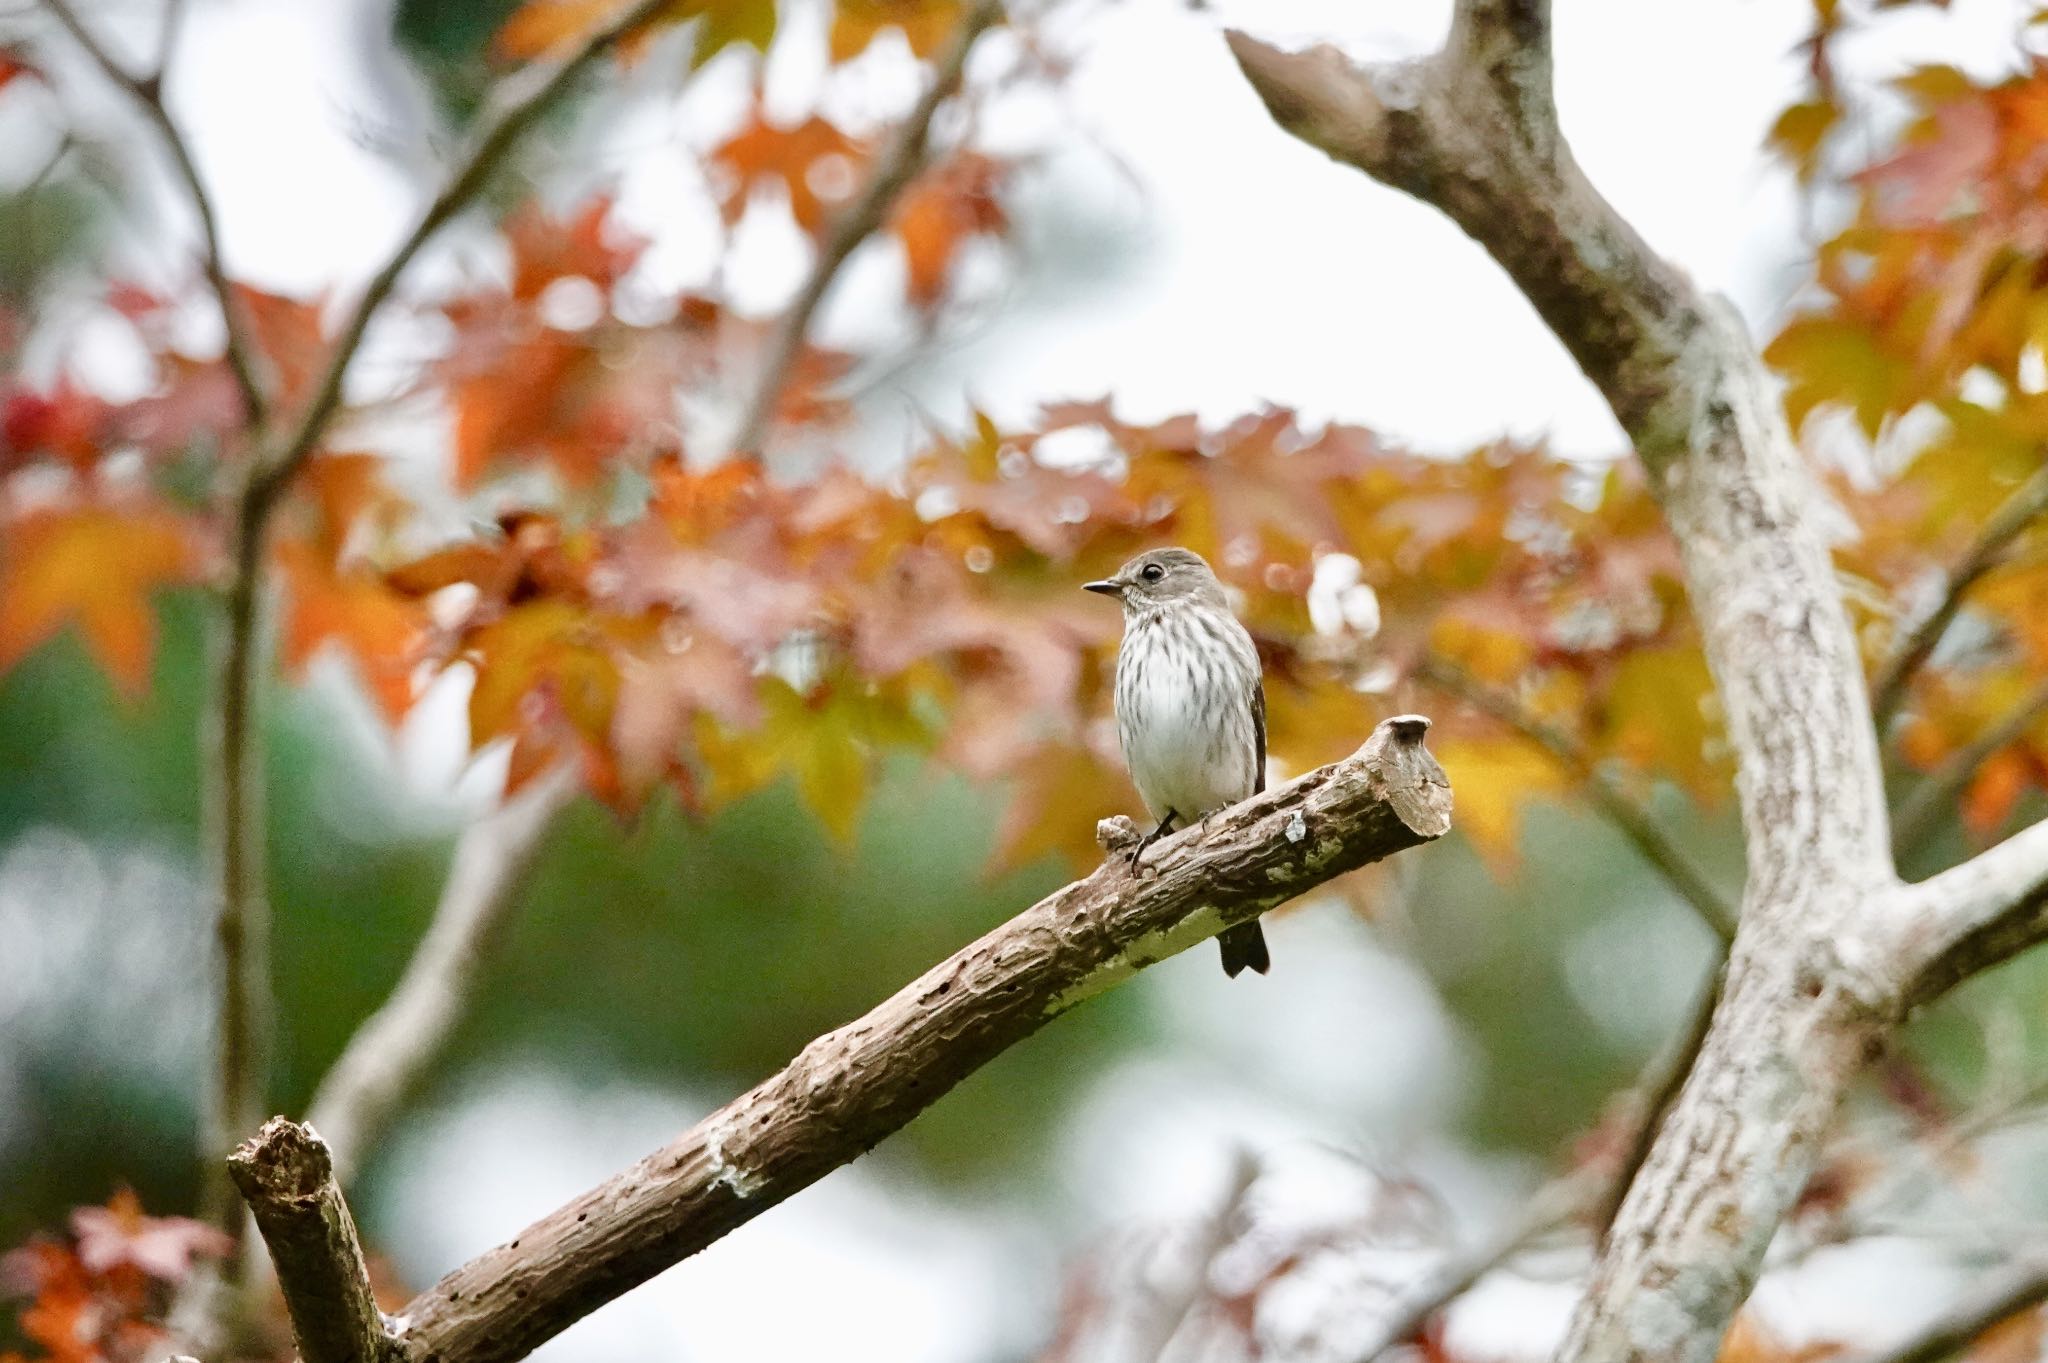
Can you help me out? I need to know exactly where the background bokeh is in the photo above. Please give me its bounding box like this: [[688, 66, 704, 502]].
[[8, 2, 2048, 1361]]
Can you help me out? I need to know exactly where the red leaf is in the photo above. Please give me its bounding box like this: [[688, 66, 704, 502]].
[[69, 1190, 231, 1285], [0, 48, 41, 93]]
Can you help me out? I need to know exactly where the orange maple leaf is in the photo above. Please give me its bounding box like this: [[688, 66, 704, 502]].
[[495, 0, 655, 59], [711, 111, 868, 234], [276, 540, 428, 724], [0, 501, 205, 698], [234, 284, 328, 410], [891, 152, 1007, 308], [448, 330, 630, 487], [505, 197, 645, 301]]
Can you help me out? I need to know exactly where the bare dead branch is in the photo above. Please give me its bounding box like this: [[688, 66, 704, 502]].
[[306, 769, 576, 1185], [389, 717, 1450, 1363], [1415, 661, 1735, 941], [727, 0, 1004, 458], [1860, 1257, 2048, 1363], [1893, 678, 2048, 860], [1872, 462, 2048, 730], [41, 0, 269, 428], [227, 1119, 396, 1363]]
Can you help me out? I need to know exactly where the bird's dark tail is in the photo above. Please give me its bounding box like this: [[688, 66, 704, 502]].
[[1217, 921, 1270, 978]]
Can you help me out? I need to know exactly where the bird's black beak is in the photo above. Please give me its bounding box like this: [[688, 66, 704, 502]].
[[1083, 579, 1121, 597]]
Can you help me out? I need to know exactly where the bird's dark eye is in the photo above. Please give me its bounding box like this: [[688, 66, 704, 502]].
[[1140, 562, 1165, 582]]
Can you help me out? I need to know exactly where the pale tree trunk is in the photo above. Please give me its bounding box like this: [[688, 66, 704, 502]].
[[1225, 4, 2048, 1360]]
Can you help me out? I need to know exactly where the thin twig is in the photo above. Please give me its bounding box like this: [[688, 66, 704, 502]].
[[42, 0, 269, 428], [1138, 1152, 1258, 1363], [201, 501, 271, 1245], [1587, 963, 1723, 1239], [306, 768, 575, 1185], [1892, 677, 2048, 858], [1416, 660, 1736, 941], [1347, 960, 1723, 1361], [1872, 462, 2048, 730], [191, 0, 679, 1257], [228, 1119, 397, 1363], [1860, 1257, 2048, 1363], [245, 0, 681, 513], [1350, 1164, 1599, 1361], [726, 0, 1005, 458]]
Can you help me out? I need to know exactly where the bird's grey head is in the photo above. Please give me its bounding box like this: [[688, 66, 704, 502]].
[[1083, 547, 1228, 614]]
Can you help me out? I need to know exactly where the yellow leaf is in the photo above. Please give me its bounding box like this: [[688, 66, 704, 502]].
[[1769, 99, 1841, 183], [1432, 735, 1566, 872], [694, 677, 928, 847], [0, 501, 204, 699], [1765, 315, 1913, 436], [1598, 645, 1723, 799], [829, 0, 965, 62]]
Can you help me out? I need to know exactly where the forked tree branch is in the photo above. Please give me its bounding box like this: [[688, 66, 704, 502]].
[[727, 0, 1005, 458], [306, 768, 577, 1186], [44, 4, 283, 1219], [1871, 462, 2048, 730], [228, 1119, 395, 1363], [191, 0, 681, 1251], [1892, 815, 2048, 1007], [42, 0, 270, 429], [378, 717, 1449, 1363], [1224, 4, 2048, 1360]]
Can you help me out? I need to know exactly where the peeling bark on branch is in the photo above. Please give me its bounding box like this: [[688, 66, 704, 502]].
[[228, 1119, 396, 1363], [386, 717, 1449, 1363]]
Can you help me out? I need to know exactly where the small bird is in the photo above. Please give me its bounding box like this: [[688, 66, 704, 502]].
[[1085, 547, 1271, 977]]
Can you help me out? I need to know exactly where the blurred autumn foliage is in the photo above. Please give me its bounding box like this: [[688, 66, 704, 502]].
[[0, 1193, 228, 1363], [9, 0, 2048, 1358]]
